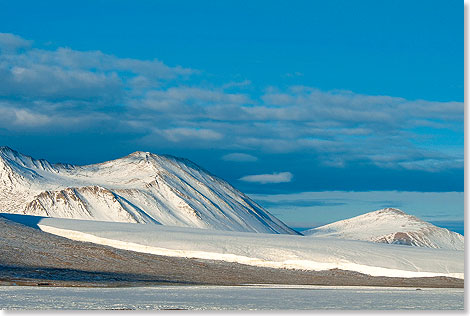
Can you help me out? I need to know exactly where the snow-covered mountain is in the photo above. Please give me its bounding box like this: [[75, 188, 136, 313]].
[[303, 208, 464, 250], [0, 146, 297, 234]]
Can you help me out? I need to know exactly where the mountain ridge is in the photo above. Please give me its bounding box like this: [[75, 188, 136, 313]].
[[0, 146, 297, 234]]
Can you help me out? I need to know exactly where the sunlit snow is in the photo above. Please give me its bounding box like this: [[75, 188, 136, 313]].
[[4, 214, 463, 279]]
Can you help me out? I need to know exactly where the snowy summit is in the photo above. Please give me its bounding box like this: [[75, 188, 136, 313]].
[[0, 146, 296, 234], [304, 208, 463, 250]]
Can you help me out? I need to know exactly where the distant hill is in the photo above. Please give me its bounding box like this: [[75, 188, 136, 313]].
[[304, 208, 464, 250]]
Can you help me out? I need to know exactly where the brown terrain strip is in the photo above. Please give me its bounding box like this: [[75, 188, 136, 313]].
[[0, 216, 463, 288]]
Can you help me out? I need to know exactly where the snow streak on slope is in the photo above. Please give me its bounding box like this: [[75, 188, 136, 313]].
[[303, 208, 464, 250], [0, 147, 296, 234], [2, 214, 463, 279]]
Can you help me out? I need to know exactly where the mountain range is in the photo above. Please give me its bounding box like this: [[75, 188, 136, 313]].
[[0, 146, 463, 251]]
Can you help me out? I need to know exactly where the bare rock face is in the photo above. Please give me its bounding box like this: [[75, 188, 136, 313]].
[[304, 208, 464, 250], [0, 146, 297, 235]]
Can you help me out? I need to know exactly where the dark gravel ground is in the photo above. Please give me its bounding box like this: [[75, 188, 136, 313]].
[[0, 216, 463, 288]]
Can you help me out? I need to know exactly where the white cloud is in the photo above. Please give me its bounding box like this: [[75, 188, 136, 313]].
[[0, 98, 114, 131], [0, 63, 123, 100], [222, 153, 258, 162], [0, 33, 462, 173], [397, 159, 464, 172], [0, 33, 32, 52], [222, 80, 251, 89], [239, 172, 293, 184], [141, 87, 249, 109], [0, 36, 195, 102], [258, 86, 462, 124], [0, 104, 50, 128], [161, 128, 223, 142], [13, 109, 50, 126], [23, 47, 195, 79]]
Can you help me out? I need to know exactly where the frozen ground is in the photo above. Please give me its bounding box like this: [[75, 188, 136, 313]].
[[0, 285, 463, 310], [5, 214, 462, 279]]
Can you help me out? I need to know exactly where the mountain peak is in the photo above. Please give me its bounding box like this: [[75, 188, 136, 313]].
[[304, 208, 463, 250], [124, 151, 162, 163], [128, 151, 152, 157], [376, 208, 407, 215], [0, 146, 29, 164], [0, 145, 13, 151], [0, 146, 18, 157], [0, 147, 297, 235]]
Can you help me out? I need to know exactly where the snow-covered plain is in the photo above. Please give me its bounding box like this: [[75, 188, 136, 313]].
[[0, 285, 463, 310], [304, 208, 464, 250], [3, 214, 463, 279]]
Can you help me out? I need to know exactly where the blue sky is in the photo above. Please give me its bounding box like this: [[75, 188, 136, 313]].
[[0, 1, 463, 229]]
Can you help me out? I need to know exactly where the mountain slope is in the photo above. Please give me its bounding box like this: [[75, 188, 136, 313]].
[[303, 208, 464, 250], [0, 146, 297, 234]]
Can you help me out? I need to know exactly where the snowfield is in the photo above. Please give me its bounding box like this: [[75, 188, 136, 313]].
[[3, 214, 464, 280], [304, 208, 464, 251]]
